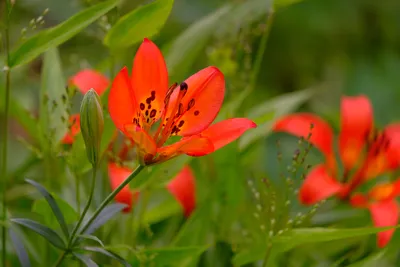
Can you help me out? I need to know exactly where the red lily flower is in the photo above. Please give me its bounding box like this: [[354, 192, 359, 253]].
[[108, 163, 196, 216], [350, 180, 400, 247], [61, 69, 110, 144], [108, 38, 256, 165], [273, 95, 400, 204]]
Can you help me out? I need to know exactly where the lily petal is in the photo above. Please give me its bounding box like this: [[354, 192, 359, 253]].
[[125, 125, 157, 156], [131, 38, 168, 125], [156, 136, 214, 163], [383, 123, 400, 170], [108, 163, 138, 213], [61, 114, 80, 144], [200, 118, 256, 151], [109, 67, 138, 134], [273, 113, 335, 169], [174, 66, 225, 136], [349, 193, 369, 208], [69, 69, 109, 95], [339, 95, 373, 170], [369, 200, 399, 248], [166, 166, 196, 217], [299, 164, 343, 205]]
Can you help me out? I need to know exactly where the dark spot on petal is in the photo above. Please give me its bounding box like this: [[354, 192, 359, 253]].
[[140, 103, 145, 110], [194, 110, 200, 116], [178, 120, 185, 127], [150, 109, 157, 118], [146, 97, 152, 104], [148, 104, 151, 109], [177, 103, 184, 117], [147, 118, 150, 123], [151, 90, 156, 97], [180, 82, 188, 91], [187, 99, 195, 111], [145, 110, 149, 116]]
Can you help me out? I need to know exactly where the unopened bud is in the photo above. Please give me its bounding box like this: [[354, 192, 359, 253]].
[[80, 89, 104, 167]]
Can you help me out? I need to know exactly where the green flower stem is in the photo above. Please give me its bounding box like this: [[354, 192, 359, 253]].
[[1, 1, 11, 265], [68, 166, 98, 247], [77, 164, 145, 237], [53, 250, 67, 267], [262, 243, 273, 267], [248, 7, 274, 92]]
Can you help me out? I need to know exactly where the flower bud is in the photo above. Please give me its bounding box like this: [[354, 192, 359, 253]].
[[80, 89, 104, 167]]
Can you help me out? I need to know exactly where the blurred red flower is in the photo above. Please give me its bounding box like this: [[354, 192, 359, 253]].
[[273, 95, 400, 247]]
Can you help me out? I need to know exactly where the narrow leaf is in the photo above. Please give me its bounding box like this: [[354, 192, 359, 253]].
[[11, 218, 66, 249], [26, 179, 70, 239], [164, 4, 231, 82], [9, 228, 31, 267], [104, 0, 174, 48], [83, 203, 126, 235], [73, 252, 98, 267], [83, 247, 131, 267], [39, 47, 69, 148], [77, 235, 105, 247], [9, 0, 119, 67]]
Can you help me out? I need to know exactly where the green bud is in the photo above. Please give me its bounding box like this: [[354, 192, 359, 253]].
[[80, 89, 104, 167]]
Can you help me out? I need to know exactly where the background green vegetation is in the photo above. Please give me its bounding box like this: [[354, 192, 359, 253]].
[[2, 0, 400, 266]]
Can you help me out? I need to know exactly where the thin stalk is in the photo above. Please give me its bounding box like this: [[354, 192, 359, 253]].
[[262, 243, 273, 267], [1, 1, 11, 265], [53, 250, 67, 267], [132, 189, 150, 246], [68, 166, 97, 246], [248, 8, 274, 92], [78, 164, 145, 236], [74, 172, 81, 214]]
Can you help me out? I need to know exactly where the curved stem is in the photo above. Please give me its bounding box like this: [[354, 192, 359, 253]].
[[1, 1, 11, 265], [53, 250, 67, 267], [248, 7, 274, 92], [68, 166, 97, 246], [262, 243, 273, 267], [78, 164, 145, 238]]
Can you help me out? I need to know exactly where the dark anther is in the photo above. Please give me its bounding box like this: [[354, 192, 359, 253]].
[[140, 103, 145, 110], [187, 99, 195, 111], [150, 109, 157, 118], [194, 110, 200, 116], [180, 82, 188, 91], [178, 120, 185, 127]]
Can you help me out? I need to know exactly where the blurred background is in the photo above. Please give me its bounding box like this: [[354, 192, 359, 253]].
[[3, 0, 400, 266]]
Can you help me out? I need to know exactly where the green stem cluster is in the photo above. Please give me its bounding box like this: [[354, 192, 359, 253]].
[[1, 0, 11, 265], [54, 164, 145, 266]]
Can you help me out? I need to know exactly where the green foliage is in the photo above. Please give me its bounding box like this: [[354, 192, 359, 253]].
[[104, 0, 174, 48]]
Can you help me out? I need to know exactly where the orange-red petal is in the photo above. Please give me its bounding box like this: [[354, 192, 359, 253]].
[[166, 166, 196, 217], [69, 69, 109, 95], [299, 164, 343, 205], [108, 163, 139, 213], [382, 123, 400, 170], [349, 193, 369, 208], [61, 114, 81, 144], [200, 118, 256, 151], [108, 67, 138, 134], [174, 67, 225, 136], [273, 113, 335, 169], [155, 136, 214, 164], [369, 200, 399, 248], [124, 125, 157, 156], [339, 95, 373, 170], [131, 39, 168, 124]]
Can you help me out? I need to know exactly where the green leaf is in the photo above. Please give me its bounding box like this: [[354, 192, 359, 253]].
[[83, 203, 126, 235], [346, 248, 388, 267], [9, 0, 119, 67], [130, 246, 207, 266], [164, 4, 231, 82], [76, 235, 105, 248], [39, 47, 69, 148], [27, 179, 72, 239], [104, 0, 174, 48], [83, 247, 131, 267], [11, 218, 66, 250], [274, 0, 305, 9], [131, 156, 191, 190], [233, 226, 396, 266], [273, 227, 395, 252], [9, 228, 31, 267], [73, 252, 98, 267], [238, 88, 316, 150], [9, 97, 38, 142]]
